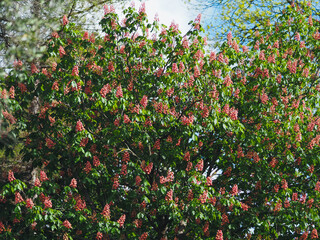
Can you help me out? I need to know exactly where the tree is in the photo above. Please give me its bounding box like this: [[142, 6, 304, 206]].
[[1, 2, 320, 239], [0, 0, 127, 154], [0, 0, 127, 75], [190, 0, 320, 44]]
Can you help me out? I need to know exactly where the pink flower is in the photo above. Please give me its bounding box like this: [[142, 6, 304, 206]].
[[259, 50, 265, 60], [112, 174, 119, 189], [96, 232, 103, 240], [182, 37, 189, 49], [135, 176, 141, 186], [311, 229, 318, 239], [242, 46, 249, 53], [121, 164, 127, 176], [70, 178, 77, 188], [15, 192, 24, 204], [260, 92, 268, 104], [43, 197, 52, 209], [83, 31, 89, 40], [90, 33, 95, 43], [241, 202, 249, 211], [31, 64, 39, 74], [227, 31, 233, 43], [309, 15, 313, 26], [117, 214, 126, 227], [139, 2, 146, 14], [108, 61, 115, 72], [63, 220, 72, 229], [231, 184, 238, 196], [46, 138, 55, 149], [59, 46, 66, 57], [76, 120, 85, 132], [139, 232, 148, 240], [172, 63, 178, 73], [100, 84, 112, 98], [34, 178, 41, 187], [195, 159, 204, 171], [223, 75, 232, 87], [281, 179, 288, 190], [165, 189, 173, 201], [52, 31, 59, 38], [84, 161, 92, 174], [199, 190, 208, 203], [123, 114, 131, 124], [186, 161, 192, 171], [215, 230, 223, 240], [8, 170, 16, 182], [93, 156, 100, 167], [52, 81, 59, 91], [101, 203, 110, 219], [71, 66, 79, 77], [116, 85, 123, 98], [2, 110, 16, 124], [9, 86, 15, 99], [302, 67, 309, 77], [140, 95, 148, 108], [13, 59, 23, 69], [153, 139, 160, 150], [194, 65, 200, 78], [52, 62, 57, 71], [40, 171, 49, 182], [62, 15, 69, 26], [26, 198, 34, 209]]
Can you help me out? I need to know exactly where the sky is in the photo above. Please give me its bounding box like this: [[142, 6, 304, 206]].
[[121, 0, 200, 35]]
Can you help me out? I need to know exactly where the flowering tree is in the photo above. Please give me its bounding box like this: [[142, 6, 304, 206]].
[[1, 2, 320, 239]]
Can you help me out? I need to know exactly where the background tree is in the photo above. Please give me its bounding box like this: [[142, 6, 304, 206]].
[[0, 0, 127, 75], [1, 2, 320, 239], [189, 0, 320, 44], [0, 0, 128, 163]]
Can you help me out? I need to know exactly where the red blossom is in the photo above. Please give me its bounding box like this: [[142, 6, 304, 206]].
[[135, 176, 142, 186], [311, 229, 318, 239], [62, 15, 69, 25], [117, 214, 126, 228], [44, 198, 52, 209], [34, 178, 41, 187], [8, 170, 16, 182], [40, 171, 49, 182], [96, 232, 103, 240], [59, 46, 66, 57], [76, 120, 85, 132], [70, 178, 77, 188], [71, 65, 79, 76], [116, 85, 123, 98], [26, 198, 34, 209], [45, 138, 55, 149], [84, 161, 92, 174], [63, 220, 72, 229], [139, 232, 148, 240], [15, 192, 24, 204], [93, 156, 100, 167], [231, 184, 238, 196], [101, 203, 110, 219], [216, 230, 223, 240]]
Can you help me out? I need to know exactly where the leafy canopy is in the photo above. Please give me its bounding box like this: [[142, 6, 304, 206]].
[[1, 1, 320, 239]]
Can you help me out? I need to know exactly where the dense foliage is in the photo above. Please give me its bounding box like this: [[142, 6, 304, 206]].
[[1, 2, 320, 239]]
